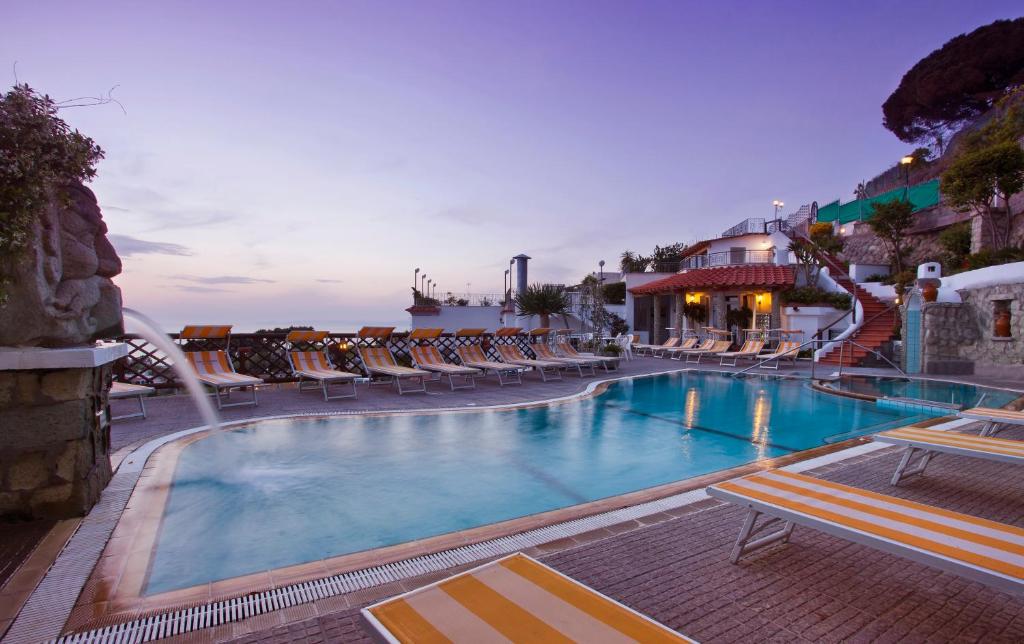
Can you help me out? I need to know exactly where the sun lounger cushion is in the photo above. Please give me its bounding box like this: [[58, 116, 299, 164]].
[[709, 469, 1024, 591], [495, 344, 561, 367], [457, 346, 520, 371], [410, 346, 479, 374], [362, 553, 692, 643], [876, 426, 1024, 464], [718, 340, 764, 358], [290, 351, 358, 380], [109, 381, 154, 398], [959, 407, 1024, 424], [185, 351, 261, 386], [360, 347, 429, 377]]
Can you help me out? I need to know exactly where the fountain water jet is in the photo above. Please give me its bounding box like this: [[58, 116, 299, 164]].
[[122, 308, 220, 431]]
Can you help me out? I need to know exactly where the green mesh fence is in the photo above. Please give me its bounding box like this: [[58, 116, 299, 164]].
[[818, 179, 941, 224]]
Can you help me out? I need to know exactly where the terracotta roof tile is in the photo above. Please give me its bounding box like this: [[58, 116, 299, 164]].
[[628, 265, 795, 295]]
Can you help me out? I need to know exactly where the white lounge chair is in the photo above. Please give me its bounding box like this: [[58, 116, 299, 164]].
[[708, 469, 1024, 593], [959, 407, 1024, 437], [456, 343, 523, 386], [531, 341, 597, 377], [875, 425, 1024, 485], [556, 337, 619, 371]]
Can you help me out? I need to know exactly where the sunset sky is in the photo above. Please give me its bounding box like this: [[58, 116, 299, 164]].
[[5, 1, 1021, 330]]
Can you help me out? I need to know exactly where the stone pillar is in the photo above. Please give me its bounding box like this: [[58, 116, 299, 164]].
[[651, 295, 662, 344], [674, 293, 685, 337], [0, 344, 125, 520], [770, 291, 782, 329], [711, 292, 727, 329]]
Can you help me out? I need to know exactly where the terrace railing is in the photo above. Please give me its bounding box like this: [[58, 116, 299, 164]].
[[113, 331, 537, 389], [680, 249, 775, 270]]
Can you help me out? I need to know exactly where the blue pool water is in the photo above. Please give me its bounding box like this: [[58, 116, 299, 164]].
[[145, 372, 927, 594], [831, 376, 1018, 408]]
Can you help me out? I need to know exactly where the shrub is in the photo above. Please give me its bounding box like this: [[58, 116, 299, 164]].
[[602, 281, 626, 304], [780, 287, 852, 310], [963, 247, 1024, 271], [607, 312, 629, 336], [938, 221, 972, 272]]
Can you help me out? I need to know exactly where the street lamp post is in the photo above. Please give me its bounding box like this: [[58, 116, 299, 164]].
[[414, 267, 420, 302], [421, 274, 427, 298], [772, 199, 784, 219], [504, 269, 510, 307], [427, 279, 432, 302], [900, 155, 914, 196]]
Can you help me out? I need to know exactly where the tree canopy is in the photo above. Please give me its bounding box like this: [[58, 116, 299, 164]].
[[881, 18, 1024, 149]]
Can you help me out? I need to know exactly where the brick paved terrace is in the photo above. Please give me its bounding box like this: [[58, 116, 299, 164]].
[[228, 426, 1024, 644], [6, 355, 1024, 643]]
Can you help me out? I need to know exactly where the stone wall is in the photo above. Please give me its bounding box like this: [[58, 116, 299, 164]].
[[910, 282, 1024, 378], [0, 365, 112, 520]]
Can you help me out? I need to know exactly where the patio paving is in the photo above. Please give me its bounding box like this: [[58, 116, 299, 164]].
[[227, 426, 1024, 643]]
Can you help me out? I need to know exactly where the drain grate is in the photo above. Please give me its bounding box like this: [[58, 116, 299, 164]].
[[53, 488, 711, 643]]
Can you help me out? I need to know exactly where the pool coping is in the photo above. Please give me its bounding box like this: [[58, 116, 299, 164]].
[[4, 368, 987, 642]]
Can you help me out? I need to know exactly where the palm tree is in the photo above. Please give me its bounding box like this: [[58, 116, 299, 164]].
[[620, 251, 649, 273], [514, 283, 570, 328]]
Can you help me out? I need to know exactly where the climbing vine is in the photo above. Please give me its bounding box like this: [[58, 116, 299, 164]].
[[0, 84, 104, 303]]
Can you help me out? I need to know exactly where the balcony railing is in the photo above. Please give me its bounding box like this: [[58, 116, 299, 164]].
[[680, 249, 775, 270]]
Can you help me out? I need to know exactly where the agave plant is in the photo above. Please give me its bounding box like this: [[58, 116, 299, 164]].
[[514, 283, 570, 328]]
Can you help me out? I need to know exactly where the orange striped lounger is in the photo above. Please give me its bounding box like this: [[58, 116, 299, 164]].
[[958, 407, 1024, 437], [875, 425, 1024, 485], [708, 469, 1024, 593], [358, 346, 431, 395], [185, 350, 262, 409], [716, 340, 764, 366], [755, 340, 802, 369], [362, 553, 693, 643], [410, 345, 481, 391], [289, 350, 360, 401], [455, 345, 523, 386], [530, 342, 596, 377], [495, 344, 563, 382]]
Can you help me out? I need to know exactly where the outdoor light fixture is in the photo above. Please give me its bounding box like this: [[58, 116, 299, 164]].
[[772, 199, 784, 218], [900, 156, 914, 165]]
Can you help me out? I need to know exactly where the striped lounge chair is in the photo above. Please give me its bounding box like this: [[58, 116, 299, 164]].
[[556, 337, 619, 371], [662, 337, 699, 359], [958, 407, 1024, 437], [109, 381, 154, 421], [362, 553, 693, 643], [495, 344, 563, 382], [530, 342, 596, 377], [358, 346, 431, 395], [410, 345, 482, 391], [286, 330, 359, 401], [717, 339, 765, 366], [677, 339, 730, 364], [876, 425, 1024, 485], [708, 469, 1024, 593], [635, 336, 680, 357], [755, 340, 802, 369], [455, 344, 523, 386], [185, 350, 262, 409]]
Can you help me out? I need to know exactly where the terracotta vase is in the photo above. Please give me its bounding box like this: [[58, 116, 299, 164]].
[[921, 283, 938, 303], [994, 311, 1012, 338]]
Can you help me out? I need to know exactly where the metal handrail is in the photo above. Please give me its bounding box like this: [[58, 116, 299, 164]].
[[732, 337, 906, 377]]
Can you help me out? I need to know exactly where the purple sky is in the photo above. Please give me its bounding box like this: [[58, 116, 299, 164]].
[[5, 1, 1021, 330]]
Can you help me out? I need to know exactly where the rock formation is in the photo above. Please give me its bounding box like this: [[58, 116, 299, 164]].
[[0, 183, 123, 347]]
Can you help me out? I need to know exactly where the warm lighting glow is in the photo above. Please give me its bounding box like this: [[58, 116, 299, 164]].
[[683, 387, 699, 428], [839, 226, 846, 234], [900, 155, 914, 165], [772, 199, 784, 207]]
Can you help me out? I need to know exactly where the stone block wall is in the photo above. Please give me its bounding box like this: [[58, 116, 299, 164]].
[[910, 282, 1024, 377], [0, 365, 112, 520]]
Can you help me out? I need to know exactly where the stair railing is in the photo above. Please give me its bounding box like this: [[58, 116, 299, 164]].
[[733, 337, 907, 378]]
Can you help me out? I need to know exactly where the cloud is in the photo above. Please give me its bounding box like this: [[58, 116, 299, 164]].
[[104, 186, 238, 231], [171, 275, 274, 285], [316, 278, 344, 284], [108, 234, 192, 257], [177, 286, 229, 294]]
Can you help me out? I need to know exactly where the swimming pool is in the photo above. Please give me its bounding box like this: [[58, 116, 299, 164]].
[[144, 371, 926, 594], [827, 375, 1018, 408]]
